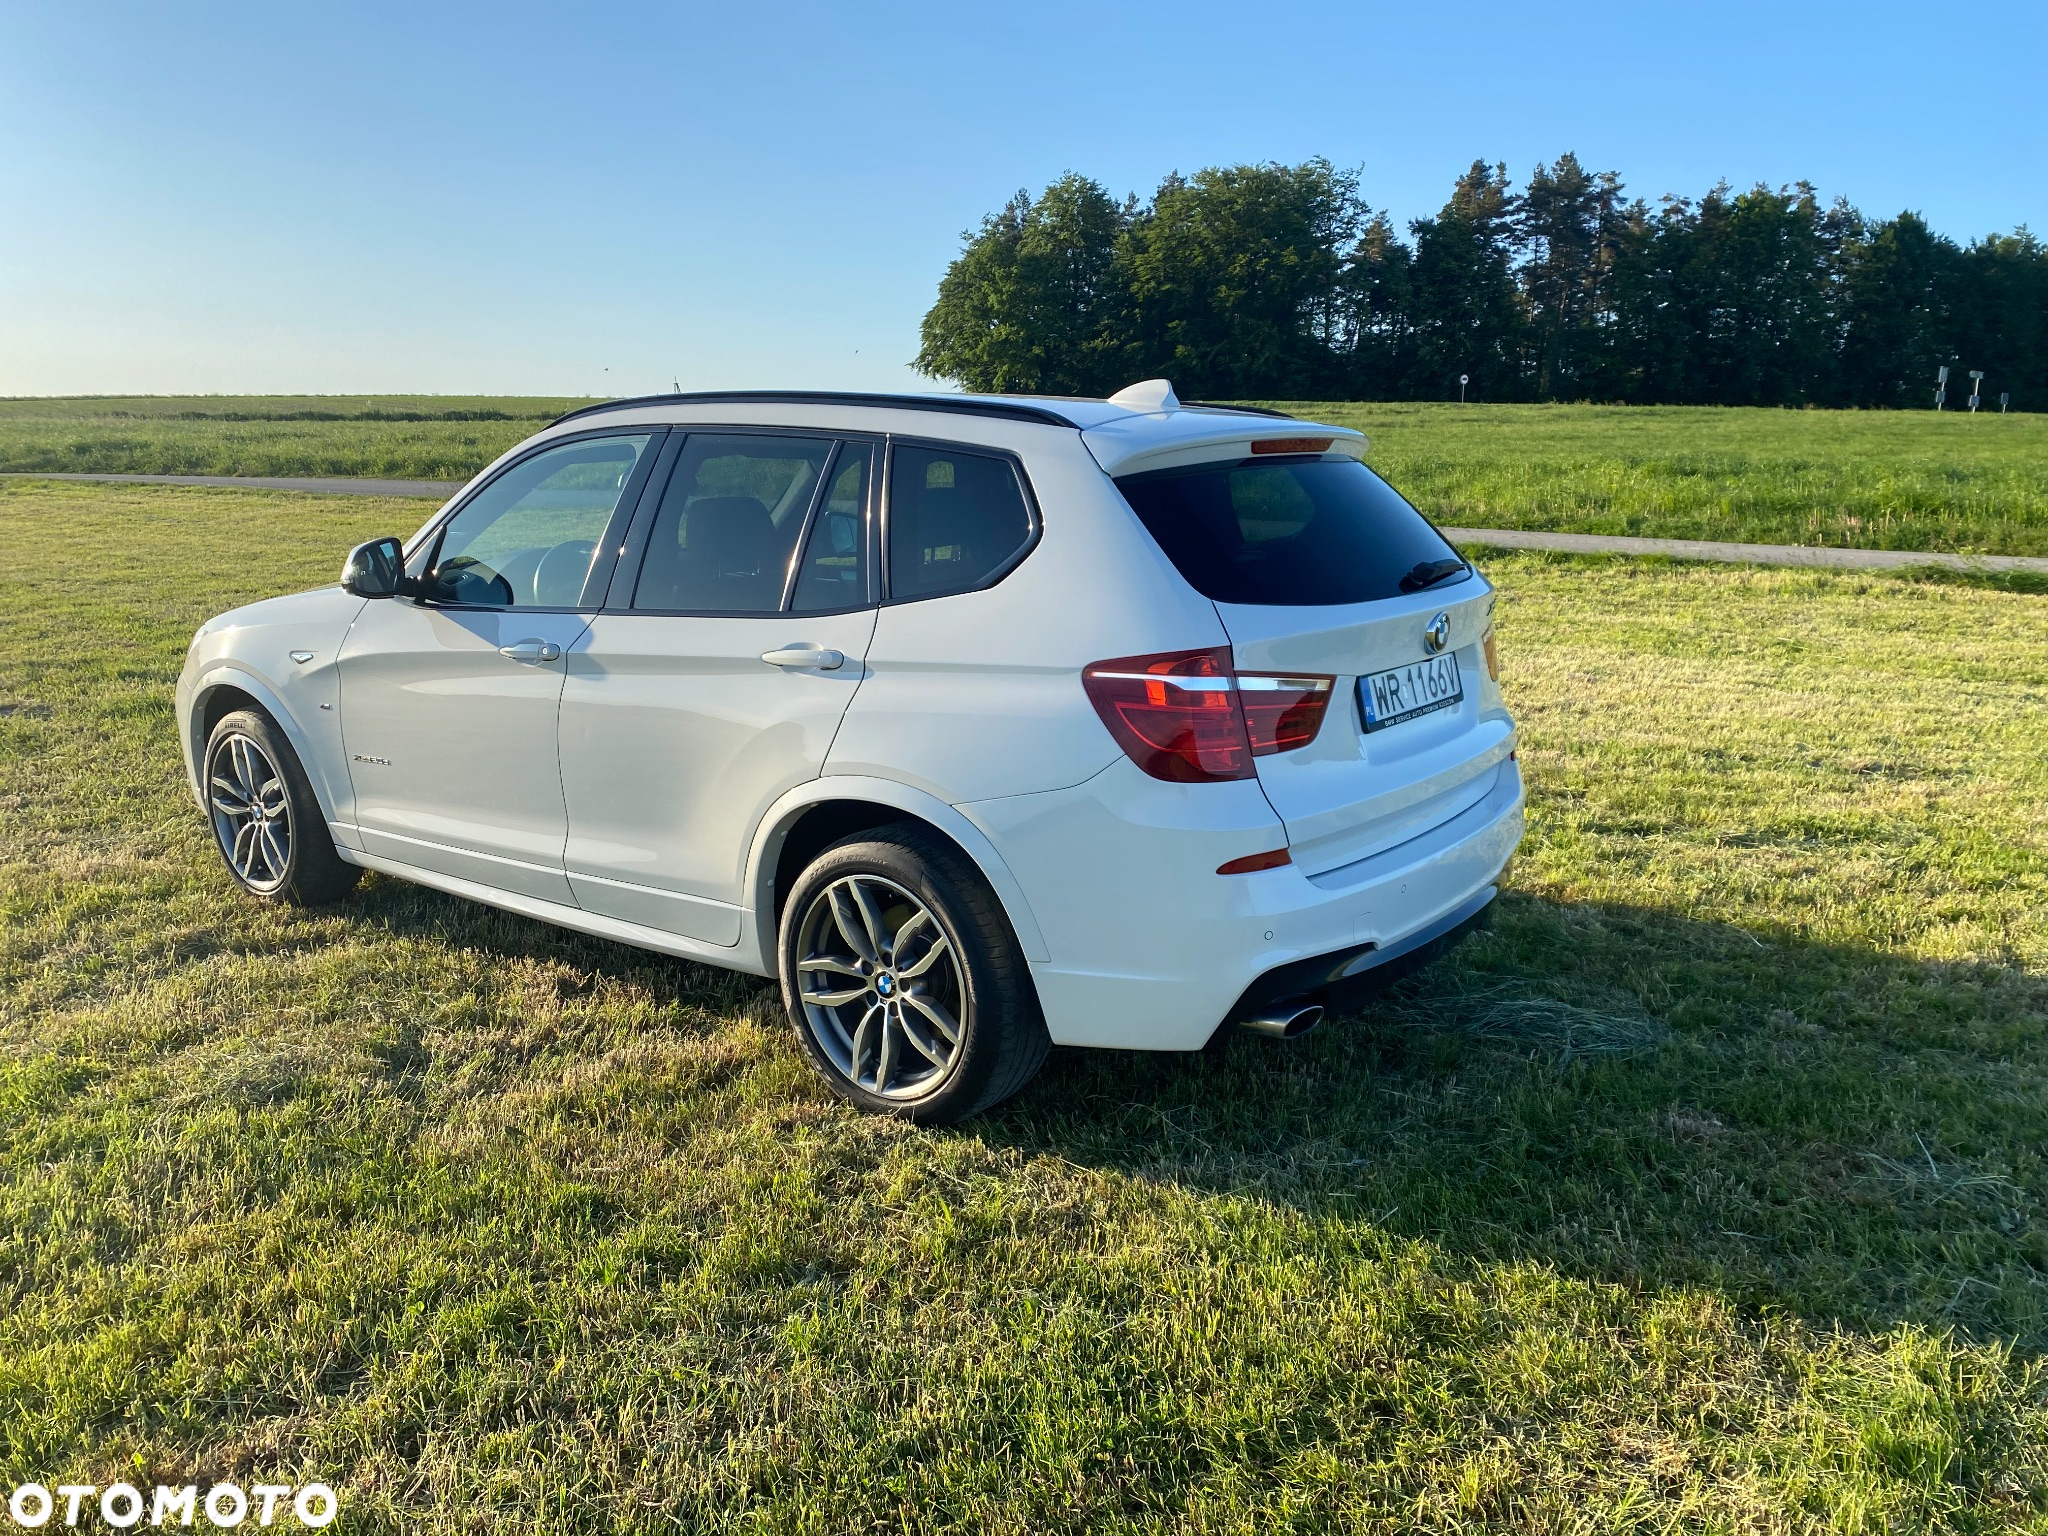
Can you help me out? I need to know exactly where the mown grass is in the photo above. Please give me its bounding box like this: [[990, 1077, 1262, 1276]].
[[1266, 402, 2048, 558], [1, 479, 2045, 1531], [6, 396, 2048, 556]]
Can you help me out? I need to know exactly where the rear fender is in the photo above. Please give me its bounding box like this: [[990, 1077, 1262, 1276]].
[[742, 776, 1051, 974]]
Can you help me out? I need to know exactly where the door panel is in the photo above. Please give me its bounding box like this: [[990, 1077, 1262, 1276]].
[[336, 429, 658, 902], [558, 609, 878, 942], [338, 603, 592, 901]]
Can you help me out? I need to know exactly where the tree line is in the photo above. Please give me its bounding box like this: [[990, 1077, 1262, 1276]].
[[915, 157, 2045, 409]]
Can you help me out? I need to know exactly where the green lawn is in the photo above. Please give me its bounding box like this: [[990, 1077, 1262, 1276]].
[[1269, 402, 2048, 557], [5, 396, 2048, 555], [2, 479, 2045, 1531], [0, 395, 584, 481]]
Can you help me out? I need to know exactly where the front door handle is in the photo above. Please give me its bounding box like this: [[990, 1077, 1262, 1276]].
[[498, 639, 563, 664], [761, 644, 845, 671]]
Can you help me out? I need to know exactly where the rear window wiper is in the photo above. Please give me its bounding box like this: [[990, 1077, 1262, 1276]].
[[1399, 557, 1470, 593]]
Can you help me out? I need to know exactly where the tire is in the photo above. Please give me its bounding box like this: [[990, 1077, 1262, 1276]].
[[202, 708, 362, 906], [778, 824, 1049, 1125]]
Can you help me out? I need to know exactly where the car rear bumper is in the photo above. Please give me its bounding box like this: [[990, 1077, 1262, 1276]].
[[1224, 882, 1497, 1026], [963, 755, 1525, 1051]]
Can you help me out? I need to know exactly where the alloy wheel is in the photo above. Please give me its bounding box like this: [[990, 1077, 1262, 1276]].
[[793, 873, 966, 1100], [207, 732, 293, 891]]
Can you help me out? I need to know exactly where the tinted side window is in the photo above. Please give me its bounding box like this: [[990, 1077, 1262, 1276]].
[[791, 444, 872, 612], [887, 445, 1034, 601], [633, 435, 834, 613], [1116, 458, 1467, 606], [428, 434, 653, 607]]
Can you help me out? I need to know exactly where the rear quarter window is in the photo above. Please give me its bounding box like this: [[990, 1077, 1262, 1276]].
[[1116, 457, 1468, 607], [887, 445, 1036, 601]]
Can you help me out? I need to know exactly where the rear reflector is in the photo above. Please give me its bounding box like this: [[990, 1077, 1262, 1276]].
[[1483, 629, 1501, 681], [1250, 437, 1334, 455], [1083, 651, 1336, 782], [1216, 848, 1291, 875]]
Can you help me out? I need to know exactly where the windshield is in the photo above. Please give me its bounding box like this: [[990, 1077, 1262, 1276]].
[[1116, 456, 1468, 606]]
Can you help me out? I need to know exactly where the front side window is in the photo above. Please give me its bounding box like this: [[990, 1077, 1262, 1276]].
[[886, 445, 1034, 601], [426, 434, 653, 607], [632, 435, 834, 613], [1116, 457, 1468, 607]]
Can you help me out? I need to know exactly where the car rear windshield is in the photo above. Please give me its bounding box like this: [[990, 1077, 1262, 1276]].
[[1115, 456, 1469, 607]]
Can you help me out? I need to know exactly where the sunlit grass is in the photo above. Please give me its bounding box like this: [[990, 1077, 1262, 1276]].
[[1, 479, 2044, 1530], [1268, 401, 2048, 557], [0, 395, 584, 481], [6, 395, 2048, 555]]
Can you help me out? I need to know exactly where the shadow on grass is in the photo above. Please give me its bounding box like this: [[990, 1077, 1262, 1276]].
[[349, 872, 2047, 1353], [982, 892, 2048, 1352]]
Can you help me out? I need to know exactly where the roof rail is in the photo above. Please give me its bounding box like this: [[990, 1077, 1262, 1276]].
[[549, 390, 1081, 429]]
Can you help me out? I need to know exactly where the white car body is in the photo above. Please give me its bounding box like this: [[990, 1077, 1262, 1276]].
[[176, 390, 1523, 1051]]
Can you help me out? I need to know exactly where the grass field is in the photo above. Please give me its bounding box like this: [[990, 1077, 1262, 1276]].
[[0, 396, 581, 481], [5, 395, 2047, 556], [2, 479, 2046, 1531], [1265, 402, 2048, 558]]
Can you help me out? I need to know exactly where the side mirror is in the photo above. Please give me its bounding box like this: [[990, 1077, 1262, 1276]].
[[341, 536, 406, 598]]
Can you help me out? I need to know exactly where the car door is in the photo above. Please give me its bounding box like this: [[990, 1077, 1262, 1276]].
[[557, 432, 878, 943], [338, 429, 663, 903]]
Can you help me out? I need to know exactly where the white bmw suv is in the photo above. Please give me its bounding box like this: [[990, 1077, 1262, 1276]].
[[176, 381, 1522, 1122]]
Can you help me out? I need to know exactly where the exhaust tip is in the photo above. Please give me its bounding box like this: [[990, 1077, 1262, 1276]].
[[1239, 1004, 1326, 1041]]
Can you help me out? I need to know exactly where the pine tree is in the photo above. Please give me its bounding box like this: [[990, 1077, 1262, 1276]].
[[1405, 161, 1526, 400], [1517, 153, 1622, 400], [1334, 211, 1414, 397], [1836, 212, 1955, 407]]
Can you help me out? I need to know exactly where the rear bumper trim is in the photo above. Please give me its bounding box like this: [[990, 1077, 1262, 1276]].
[[1225, 883, 1498, 1022]]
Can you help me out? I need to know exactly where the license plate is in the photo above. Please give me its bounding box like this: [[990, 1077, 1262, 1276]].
[[1358, 653, 1463, 733]]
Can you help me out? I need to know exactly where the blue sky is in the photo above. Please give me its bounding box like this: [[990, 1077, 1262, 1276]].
[[2, 1, 2040, 398]]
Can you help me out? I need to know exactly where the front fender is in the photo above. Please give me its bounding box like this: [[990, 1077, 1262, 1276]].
[[184, 662, 353, 834], [739, 775, 1052, 974]]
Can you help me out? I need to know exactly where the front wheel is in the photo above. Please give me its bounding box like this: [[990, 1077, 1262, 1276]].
[[778, 825, 1048, 1125], [202, 708, 362, 905]]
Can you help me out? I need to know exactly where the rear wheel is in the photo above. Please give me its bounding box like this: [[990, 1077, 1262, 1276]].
[[203, 708, 361, 905], [778, 825, 1048, 1125]]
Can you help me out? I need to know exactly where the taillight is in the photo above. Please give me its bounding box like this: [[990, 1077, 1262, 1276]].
[[1237, 674, 1333, 755], [1082, 650, 1334, 782], [1082, 649, 1251, 782]]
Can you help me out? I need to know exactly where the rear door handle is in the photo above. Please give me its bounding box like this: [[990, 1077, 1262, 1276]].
[[761, 644, 845, 670], [498, 639, 562, 664]]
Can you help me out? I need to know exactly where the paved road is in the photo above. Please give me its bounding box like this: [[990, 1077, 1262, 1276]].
[[1441, 526, 2048, 574], [1, 470, 463, 499], [6, 472, 2044, 574]]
